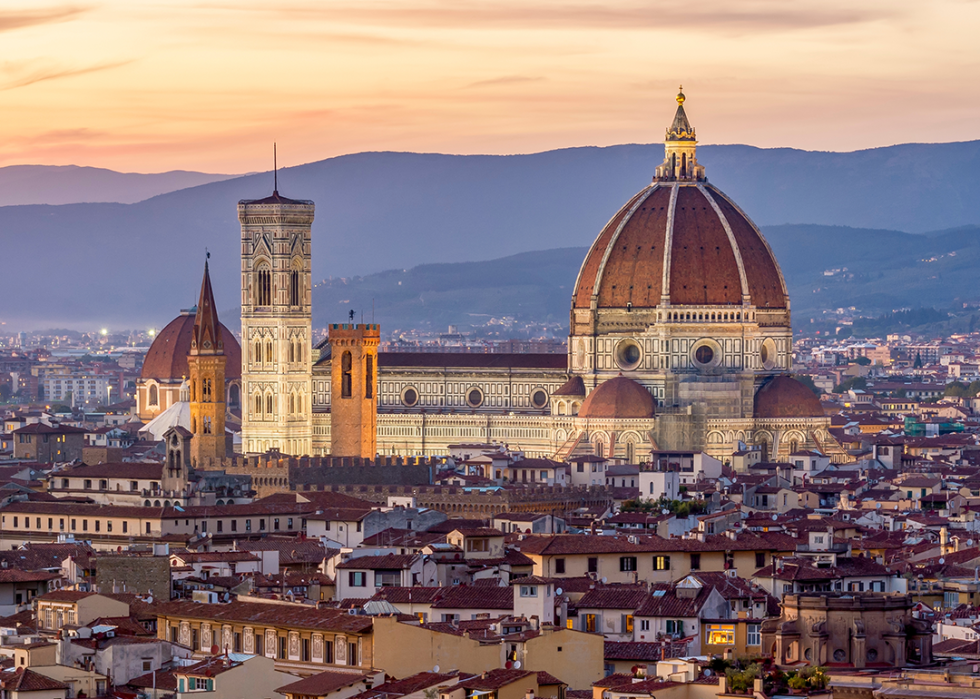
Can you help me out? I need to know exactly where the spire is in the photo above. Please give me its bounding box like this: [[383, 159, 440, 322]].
[[667, 86, 695, 141], [191, 255, 223, 356], [654, 86, 706, 183]]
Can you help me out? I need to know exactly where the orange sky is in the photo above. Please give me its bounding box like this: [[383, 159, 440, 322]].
[[2, 0, 979, 173]]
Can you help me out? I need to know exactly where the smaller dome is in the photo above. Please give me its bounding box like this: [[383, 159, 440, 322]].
[[754, 375, 822, 419], [579, 376, 656, 419], [553, 376, 586, 397], [141, 311, 242, 382]]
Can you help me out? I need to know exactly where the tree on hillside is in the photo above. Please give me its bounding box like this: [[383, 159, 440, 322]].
[[833, 376, 868, 394], [945, 382, 968, 397], [855, 356, 871, 366], [794, 374, 821, 396], [914, 352, 923, 368]]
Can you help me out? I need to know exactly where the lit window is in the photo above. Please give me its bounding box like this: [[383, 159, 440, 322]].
[[707, 624, 735, 645]]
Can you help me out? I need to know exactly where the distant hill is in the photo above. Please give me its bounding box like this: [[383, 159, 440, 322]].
[[303, 224, 980, 334], [6, 140, 980, 329], [0, 165, 236, 205]]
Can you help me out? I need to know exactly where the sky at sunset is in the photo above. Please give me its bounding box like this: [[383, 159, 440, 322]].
[[2, 0, 980, 173]]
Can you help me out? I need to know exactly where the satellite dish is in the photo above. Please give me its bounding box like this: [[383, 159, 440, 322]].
[[601, 577, 607, 584], [433, 665, 440, 673], [144, 596, 153, 604], [210, 645, 219, 655], [772, 514, 778, 521], [940, 558, 946, 564], [661, 509, 669, 516], [555, 588, 563, 596], [704, 670, 713, 677], [876, 503, 882, 510], [513, 661, 522, 670]]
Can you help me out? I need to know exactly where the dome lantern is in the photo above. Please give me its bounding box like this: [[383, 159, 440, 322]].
[[654, 86, 705, 182]]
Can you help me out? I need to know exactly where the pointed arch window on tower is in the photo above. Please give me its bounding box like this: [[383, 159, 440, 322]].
[[290, 270, 300, 307], [341, 351, 353, 398], [265, 340, 273, 364], [256, 267, 272, 306], [202, 378, 212, 402], [266, 393, 274, 416], [253, 341, 261, 365], [148, 384, 158, 407], [365, 355, 374, 399], [203, 416, 213, 435], [254, 393, 262, 418], [289, 393, 295, 415], [288, 339, 295, 363]]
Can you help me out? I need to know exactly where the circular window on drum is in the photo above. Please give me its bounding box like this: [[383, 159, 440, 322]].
[[530, 388, 548, 409], [615, 339, 642, 371], [692, 339, 722, 370], [466, 387, 484, 408], [401, 387, 419, 407], [760, 338, 778, 370]]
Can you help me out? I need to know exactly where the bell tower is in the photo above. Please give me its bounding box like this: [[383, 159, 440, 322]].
[[239, 179, 315, 456], [188, 259, 228, 467], [329, 323, 379, 458]]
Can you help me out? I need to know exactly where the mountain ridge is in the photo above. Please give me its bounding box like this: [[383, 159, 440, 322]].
[[5, 140, 980, 329]]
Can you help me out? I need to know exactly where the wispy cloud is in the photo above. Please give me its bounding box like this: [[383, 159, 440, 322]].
[[234, 0, 895, 35], [0, 59, 134, 91], [0, 5, 90, 32], [464, 75, 545, 89]]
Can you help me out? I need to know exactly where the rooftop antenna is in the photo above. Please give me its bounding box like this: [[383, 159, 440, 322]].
[[273, 142, 278, 194]]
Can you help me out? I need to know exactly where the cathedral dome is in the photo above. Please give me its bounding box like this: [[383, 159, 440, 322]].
[[579, 376, 656, 419], [572, 91, 787, 313], [753, 375, 823, 419], [141, 311, 242, 382]]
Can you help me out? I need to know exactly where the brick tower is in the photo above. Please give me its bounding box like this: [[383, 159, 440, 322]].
[[329, 323, 379, 458], [239, 186, 315, 456], [188, 260, 228, 467]]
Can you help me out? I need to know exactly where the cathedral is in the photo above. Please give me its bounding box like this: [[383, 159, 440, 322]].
[[138, 91, 834, 465]]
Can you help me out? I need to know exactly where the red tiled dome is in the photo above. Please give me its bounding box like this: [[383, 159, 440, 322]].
[[579, 376, 656, 419], [141, 312, 241, 382], [753, 375, 822, 419], [553, 376, 586, 396], [573, 183, 787, 310]]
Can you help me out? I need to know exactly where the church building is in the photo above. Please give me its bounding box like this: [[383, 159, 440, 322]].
[[140, 90, 835, 465]]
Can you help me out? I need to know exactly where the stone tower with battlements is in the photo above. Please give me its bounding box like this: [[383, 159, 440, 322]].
[[239, 188, 315, 456], [329, 323, 379, 458], [188, 260, 228, 466]]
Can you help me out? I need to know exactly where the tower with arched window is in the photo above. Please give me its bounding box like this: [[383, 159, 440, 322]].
[[188, 260, 229, 466], [328, 323, 379, 458], [239, 187, 315, 456]]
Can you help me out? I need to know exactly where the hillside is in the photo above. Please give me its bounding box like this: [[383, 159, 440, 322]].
[[0, 165, 236, 206], [304, 224, 980, 334], [6, 140, 980, 329]]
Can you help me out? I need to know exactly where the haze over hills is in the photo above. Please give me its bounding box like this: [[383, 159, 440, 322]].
[[302, 223, 980, 335], [5, 140, 980, 331], [0, 165, 236, 206]]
